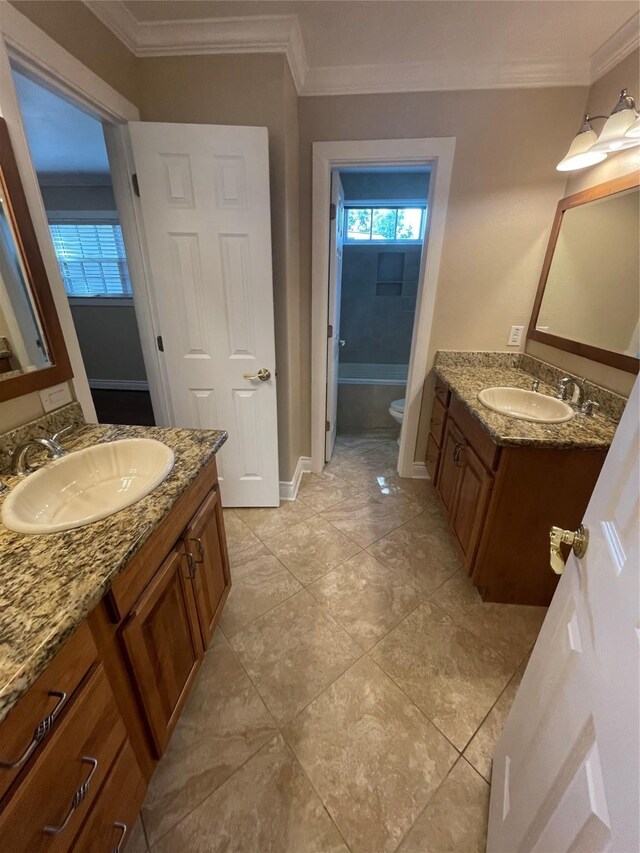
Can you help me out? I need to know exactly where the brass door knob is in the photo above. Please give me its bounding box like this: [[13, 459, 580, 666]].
[[549, 523, 588, 575], [243, 368, 271, 382]]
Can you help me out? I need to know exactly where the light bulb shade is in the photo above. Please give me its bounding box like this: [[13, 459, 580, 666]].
[[556, 129, 607, 171], [625, 115, 640, 138], [590, 109, 640, 151]]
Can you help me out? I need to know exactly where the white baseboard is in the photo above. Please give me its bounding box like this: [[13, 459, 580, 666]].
[[89, 379, 150, 391], [411, 461, 430, 480], [280, 456, 312, 501]]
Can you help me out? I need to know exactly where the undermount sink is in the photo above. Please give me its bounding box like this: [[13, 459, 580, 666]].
[[477, 387, 575, 424], [1, 438, 175, 535]]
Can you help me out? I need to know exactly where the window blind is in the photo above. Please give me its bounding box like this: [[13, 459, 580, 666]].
[[49, 223, 132, 297]]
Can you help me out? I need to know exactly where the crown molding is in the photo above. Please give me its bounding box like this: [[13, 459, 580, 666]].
[[83, 1, 637, 97], [302, 59, 589, 97], [590, 12, 640, 82], [84, 2, 308, 89]]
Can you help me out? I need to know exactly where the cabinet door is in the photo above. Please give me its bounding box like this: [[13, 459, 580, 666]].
[[184, 485, 231, 648], [436, 417, 465, 514], [450, 442, 493, 571], [121, 547, 203, 757]]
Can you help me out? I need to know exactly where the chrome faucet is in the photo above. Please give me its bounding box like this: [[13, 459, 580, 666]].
[[557, 376, 586, 408], [11, 427, 71, 476]]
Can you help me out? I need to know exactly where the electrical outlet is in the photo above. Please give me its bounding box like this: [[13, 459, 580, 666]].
[[39, 382, 73, 413], [507, 325, 524, 347]]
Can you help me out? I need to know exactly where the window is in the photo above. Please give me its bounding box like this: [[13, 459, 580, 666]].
[[345, 206, 426, 243], [49, 223, 132, 297]]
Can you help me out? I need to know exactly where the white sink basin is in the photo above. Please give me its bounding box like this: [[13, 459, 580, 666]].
[[1, 438, 174, 534], [477, 387, 575, 424]]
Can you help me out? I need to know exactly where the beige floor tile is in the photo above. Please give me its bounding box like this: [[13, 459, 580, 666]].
[[367, 515, 462, 598], [153, 735, 348, 853], [335, 433, 391, 452], [321, 492, 419, 548], [284, 657, 457, 853], [464, 658, 527, 781], [307, 551, 421, 650], [222, 509, 260, 561], [431, 570, 547, 666], [297, 470, 359, 512], [235, 500, 315, 540], [366, 475, 438, 515], [327, 448, 399, 490], [142, 633, 278, 845], [398, 758, 489, 853], [264, 515, 361, 584], [126, 818, 148, 852], [230, 589, 362, 723], [371, 602, 515, 750], [219, 543, 302, 637]]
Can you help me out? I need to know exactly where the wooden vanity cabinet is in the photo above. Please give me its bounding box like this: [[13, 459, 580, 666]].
[[184, 484, 231, 647], [121, 546, 204, 757], [431, 378, 606, 605], [0, 455, 231, 852]]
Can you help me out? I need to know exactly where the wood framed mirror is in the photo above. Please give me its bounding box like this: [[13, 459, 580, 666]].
[[528, 172, 640, 374], [0, 117, 72, 403]]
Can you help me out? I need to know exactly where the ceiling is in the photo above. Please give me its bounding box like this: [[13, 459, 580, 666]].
[[85, 1, 640, 95], [12, 70, 111, 175]]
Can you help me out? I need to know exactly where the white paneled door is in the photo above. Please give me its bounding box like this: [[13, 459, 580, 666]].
[[129, 122, 279, 506], [488, 379, 639, 852], [325, 171, 345, 462]]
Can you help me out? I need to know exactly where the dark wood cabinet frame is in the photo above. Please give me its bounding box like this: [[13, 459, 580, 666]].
[[527, 171, 640, 375], [0, 118, 72, 403]]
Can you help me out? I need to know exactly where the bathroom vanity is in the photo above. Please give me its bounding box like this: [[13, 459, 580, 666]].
[[426, 353, 621, 606], [0, 414, 231, 851]]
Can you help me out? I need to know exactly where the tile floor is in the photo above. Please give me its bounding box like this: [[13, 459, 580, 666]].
[[131, 434, 547, 853]]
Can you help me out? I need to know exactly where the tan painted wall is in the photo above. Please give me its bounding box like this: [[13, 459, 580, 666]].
[[9, 1, 138, 104], [526, 48, 640, 397], [137, 54, 304, 480], [298, 86, 586, 459]]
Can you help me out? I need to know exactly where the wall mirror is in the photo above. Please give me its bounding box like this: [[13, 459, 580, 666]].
[[0, 117, 71, 403], [528, 173, 639, 374]]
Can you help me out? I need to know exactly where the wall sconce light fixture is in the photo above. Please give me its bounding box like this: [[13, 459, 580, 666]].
[[557, 88, 640, 172]]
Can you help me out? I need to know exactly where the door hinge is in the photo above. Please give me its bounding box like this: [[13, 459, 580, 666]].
[[329, 203, 336, 221], [327, 324, 333, 338], [156, 335, 164, 352], [325, 420, 331, 432], [131, 173, 140, 197]]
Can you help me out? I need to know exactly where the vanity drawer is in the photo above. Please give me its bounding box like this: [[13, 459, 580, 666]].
[[429, 395, 447, 448], [73, 741, 145, 853], [425, 433, 440, 481], [0, 622, 97, 801], [0, 664, 125, 852], [449, 396, 500, 472]]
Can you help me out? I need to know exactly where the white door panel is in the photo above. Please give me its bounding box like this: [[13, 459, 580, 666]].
[[129, 122, 278, 506], [488, 378, 639, 853], [325, 172, 344, 461]]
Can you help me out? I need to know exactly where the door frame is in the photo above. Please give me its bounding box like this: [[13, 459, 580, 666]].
[[0, 3, 170, 425], [310, 138, 456, 476]]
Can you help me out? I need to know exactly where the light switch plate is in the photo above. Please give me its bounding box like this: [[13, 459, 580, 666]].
[[507, 325, 524, 347], [39, 382, 73, 413]]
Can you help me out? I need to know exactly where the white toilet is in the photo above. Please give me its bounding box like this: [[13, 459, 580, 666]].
[[388, 398, 405, 445]]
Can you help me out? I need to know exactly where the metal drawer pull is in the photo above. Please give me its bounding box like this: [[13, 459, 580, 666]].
[[43, 756, 98, 835], [453, 443, 465, 467], [0, 690, 67, 770], [113, 821, 128, 852], [190, 537, 205, 564]]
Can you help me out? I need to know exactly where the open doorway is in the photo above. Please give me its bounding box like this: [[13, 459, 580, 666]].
[[11, 68, 154, 426], [332, 167, 429, 459]]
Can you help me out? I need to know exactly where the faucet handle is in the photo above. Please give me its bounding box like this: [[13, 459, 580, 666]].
[[50, 425, 72, 454], [581, 400, 599, 417]]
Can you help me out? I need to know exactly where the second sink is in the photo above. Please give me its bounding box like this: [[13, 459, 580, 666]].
[[477, 386, 575, 423]]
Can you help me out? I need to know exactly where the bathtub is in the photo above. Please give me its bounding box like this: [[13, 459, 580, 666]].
[[337, 363, 407, 431]]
